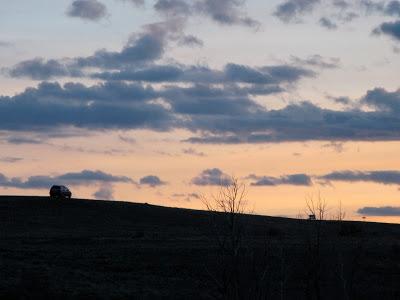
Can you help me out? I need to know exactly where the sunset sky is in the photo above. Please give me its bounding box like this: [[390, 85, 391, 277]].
[[1, 0, 400, 222]]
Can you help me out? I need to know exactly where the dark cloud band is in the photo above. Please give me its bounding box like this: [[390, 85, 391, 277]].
[[0, 170, 133, 189], [357, 206, 400, 216]]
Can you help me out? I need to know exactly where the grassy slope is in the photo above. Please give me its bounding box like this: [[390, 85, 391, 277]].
[[0, 196, 399, 299]]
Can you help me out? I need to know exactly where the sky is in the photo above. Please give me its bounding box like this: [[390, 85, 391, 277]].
[[1, 0, 400, 222]]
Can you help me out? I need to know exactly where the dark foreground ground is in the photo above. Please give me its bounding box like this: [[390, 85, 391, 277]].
[[0, 196, 399, 299]]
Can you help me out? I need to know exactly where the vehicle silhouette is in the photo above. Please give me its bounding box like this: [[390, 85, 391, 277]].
[[49, 185, 72, 200]]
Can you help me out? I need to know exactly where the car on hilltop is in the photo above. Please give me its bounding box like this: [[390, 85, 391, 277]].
[[49, 185, 72, 200]]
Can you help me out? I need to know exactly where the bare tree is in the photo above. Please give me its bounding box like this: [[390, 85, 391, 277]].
[[333, 199, 346, 221], [305, 191, 328, 221], [201, 176, 247, 214], [303, 192, 329, 300], [201, 176, 271, 300], [201, 176, 248, 257]]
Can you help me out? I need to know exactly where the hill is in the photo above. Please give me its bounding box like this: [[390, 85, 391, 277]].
[[0, 196, 399, 299]]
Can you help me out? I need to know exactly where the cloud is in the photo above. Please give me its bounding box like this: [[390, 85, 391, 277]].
[[153, 0, 259, 28], [171, 192, 200, 201], [0, 81, 174, 132], [373, 20, 400, 42], [163, 84, 269, 117], [93, 62, 314, 85], [0, 157, 23, 163], [319, 170, 400, 185], [0, 170, 133, 189], [3, 75, 400, 145], [272, 0, 363, 27], [322, 141, 345, 153], [67, 0, 108, 21], [333, 0, 350, 9], [139, 175, 167, 187], [182, 148, 205, 156], [93, 65, 184, 82], [195, 0, 260, 28], [191, 168, 231, 186], [0, 41, 11, 47], [4, 136, 43, 144], [319, 17, 337, 30], [188, 192, 200, 199], [184, 87, 400, 144], [361, 0, 400, 17], [73, 24, 170, 69], [291, 55, 340, 69], [154, 0, 191, 17], [117, 0, 144, 6], [247, 173, 312, 186], [361, 87, 400, 111], [93, 183, 114, 200], [259, 65, 316, 82], [329, 96, 353, 105], [57, 170, 133, 184], [274, 0, 320, 23], [9, 21, 182, 80], [385, 0, 400, 17], [178, 35, 204, 47], [118, 135, 136, 144], [357, 206, 400, 216], [9, 58, 81, 80]]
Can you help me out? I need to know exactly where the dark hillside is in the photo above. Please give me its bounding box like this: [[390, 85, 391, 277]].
[[0, 196, 399, 299]]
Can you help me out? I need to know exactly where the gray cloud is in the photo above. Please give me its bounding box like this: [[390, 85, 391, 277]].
[[154, 0, 191, 16], [171, 192, 200, 201], [385, 0, 400, 16], [184, 87, 400, 144], [373, 20, 400, 42], [57, 170, 133, 184], [274, 0, 320, 23], [153, 0, 259, 28], [93, 65, 184, 82], [333, 0, 350, 9], [67, 0, 108, 21], [73, 26, 167, 69], [0, 170, 133, 189], [9, 21, 181, 80], [319, 17, 338, 30], [3, 74, 400, 145], [330, 96, 353, 105], [291, 55, 340, 70], [322, 141, 345, 153], [361, 87, 400, 111], [118, 135, 136, 144], [117, 0, 144, 6], [361, 0, 400, 17], [195, 0, 259, 27], [191, 168, 232, 186], [247, 173, 312, 186], [0, 41, 12, 47], [0, 157, 23, 163], [93, 63, 315, 85], [357, 206, 400, 216], [182, 147, 205, 156], [178, 35, 204, 47], [273, 0, 375, 28], [139, 175, 167, 187], [9, 58, 81, 80], [4, 136, 43, 144], [93, 183, 114, 200], [163, 84, 265, 116], [319, 170, 400, 185], [0, 81, 174, 132]]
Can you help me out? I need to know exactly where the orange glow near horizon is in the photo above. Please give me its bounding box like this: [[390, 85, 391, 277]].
[[1, 130, 400, 223]]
